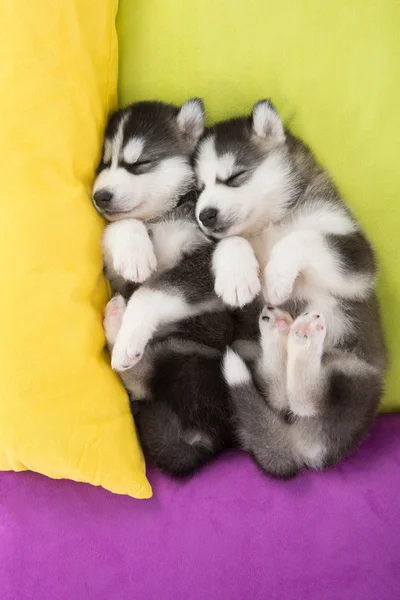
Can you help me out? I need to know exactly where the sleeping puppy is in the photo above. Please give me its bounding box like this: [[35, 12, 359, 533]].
[[93, 100, 260, 373], [92, 99, 259, 476], [93, 98, 207, 296], [193, 100, 387, 476]]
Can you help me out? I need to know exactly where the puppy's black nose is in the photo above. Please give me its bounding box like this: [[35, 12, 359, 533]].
[[199, 207, 218, 228], [93, 189, 113, 209]]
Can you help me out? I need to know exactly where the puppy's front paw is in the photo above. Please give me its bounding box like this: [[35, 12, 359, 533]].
[[213, 237, 261, 307], [264, 260, 298, 306], [215, 267, 261, 307], [113, 240, 157, 283], [102, 220, 157, 283]]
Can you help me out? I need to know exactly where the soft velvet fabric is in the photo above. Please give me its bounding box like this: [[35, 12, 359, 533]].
[[117, 0, 400, 410], [0, 0, 151, 499], [1, 415, 399, 600]]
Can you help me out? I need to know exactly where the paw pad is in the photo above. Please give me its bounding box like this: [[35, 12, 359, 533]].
[[290, 312, 326, 343], [260, 307, 293, 333]]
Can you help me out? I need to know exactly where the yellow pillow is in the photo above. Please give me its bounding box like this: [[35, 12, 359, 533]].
[[118, 0, 400, 411], [0, 0, 151, 498]]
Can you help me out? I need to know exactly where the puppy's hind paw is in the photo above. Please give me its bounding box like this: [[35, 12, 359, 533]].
[[103, 294, 126, 345], [260, 306, 293, 334], [289, 312, 326, 355], [111, 327, 150, 372]]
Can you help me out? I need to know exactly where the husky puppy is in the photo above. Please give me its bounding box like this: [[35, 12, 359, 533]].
[[194, 100, 387, 476], [93, 98, 207, 295], [93, 99, 257, 475], [95, 102, 260, 373]]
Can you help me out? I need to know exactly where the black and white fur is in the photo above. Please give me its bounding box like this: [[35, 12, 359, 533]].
[[194, 100, 387, 475], [103, 294, 238, 476], [93, 98, 206, 291], [92, 100, 258, 475], [93, 100, 260, 373]]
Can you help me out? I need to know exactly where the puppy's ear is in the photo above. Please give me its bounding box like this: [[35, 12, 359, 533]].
[[177, 98, 205, 150], [252, 100, 285, 142]]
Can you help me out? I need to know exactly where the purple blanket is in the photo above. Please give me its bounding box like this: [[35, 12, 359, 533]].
[[1, 415, 399, 600]]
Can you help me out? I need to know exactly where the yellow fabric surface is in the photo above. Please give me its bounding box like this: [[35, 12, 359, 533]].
[[0, 0, 151, 498], [118, 0, 400, 411]]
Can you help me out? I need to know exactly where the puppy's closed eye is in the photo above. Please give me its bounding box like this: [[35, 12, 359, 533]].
[[121, 160, 154, 175], [222, 170, 248, 188]]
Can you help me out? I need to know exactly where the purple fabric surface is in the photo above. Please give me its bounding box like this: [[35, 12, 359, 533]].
[[1, 415, 399, 600]]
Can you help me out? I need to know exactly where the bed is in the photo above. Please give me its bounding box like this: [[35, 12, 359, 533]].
[[1, 415, 400, 600]]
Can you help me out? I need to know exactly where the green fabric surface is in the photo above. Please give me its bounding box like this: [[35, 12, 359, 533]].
[[117, 0, 400, 411]]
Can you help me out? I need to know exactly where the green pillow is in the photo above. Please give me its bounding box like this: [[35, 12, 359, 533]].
[[117, 0, 400, 411]]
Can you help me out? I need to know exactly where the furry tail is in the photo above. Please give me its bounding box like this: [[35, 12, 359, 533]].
[[223, 349, 301, 478], [132, 401, 217, 477]]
